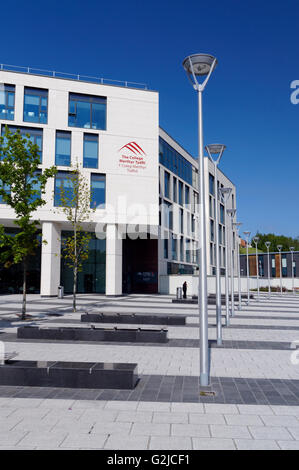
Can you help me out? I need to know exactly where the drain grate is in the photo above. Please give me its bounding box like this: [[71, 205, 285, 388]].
[[199, 391, 217, 397]]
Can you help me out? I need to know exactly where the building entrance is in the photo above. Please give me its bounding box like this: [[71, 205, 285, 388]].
[[122, 236, 158, 294]]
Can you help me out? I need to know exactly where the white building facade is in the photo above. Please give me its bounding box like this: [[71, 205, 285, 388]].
[[0, 67, 237, 296]]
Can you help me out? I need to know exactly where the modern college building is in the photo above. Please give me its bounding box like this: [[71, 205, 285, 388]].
[[0, 66, 237, 296]]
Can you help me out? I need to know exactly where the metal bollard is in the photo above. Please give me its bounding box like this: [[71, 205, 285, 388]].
[[58, 286, 64, 299], [176, 287, 183, 300]]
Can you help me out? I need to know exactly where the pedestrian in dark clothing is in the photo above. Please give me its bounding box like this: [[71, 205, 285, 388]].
[[183, 281, 187, 299]]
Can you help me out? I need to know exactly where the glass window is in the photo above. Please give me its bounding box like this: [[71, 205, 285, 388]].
[[159, 137, 193, 186], [23, 87, 48, 124], [0, 84, 15, 121], [163, 200, 173, 230], [164, 171, 170, 198], [172, 234, 177, 260], [191, 215, 195, 235], [27, 170, 42, 203], [91, 173, 105, 209], [164, 238, 168, 259], [55, 131, 71, 166], [178, 181, 183, 205], [180, 236, 184, 262], [180, 208, 184, 233], [220, 204, 224, 224], [210, 219, 214, 241], [54, 171, 74, 207], [209, 173, 214, 195], [185, 186, 189, 205], [83, 134, 98, 168], [68, 93, 106, 130], [173, 176, 177, 202], [3, 126, 43, 163], [185, 238, 190, 263]]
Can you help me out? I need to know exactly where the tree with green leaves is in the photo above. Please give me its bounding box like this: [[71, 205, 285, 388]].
[[0, 127, 57, 319], [57, 163, 94, 312], [251, 233, 299, 253]]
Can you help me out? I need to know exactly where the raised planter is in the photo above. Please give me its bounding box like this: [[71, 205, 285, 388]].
[[0, 360, 138, 389], [17, 325, 168, 343], [81, 312, 186, 326]]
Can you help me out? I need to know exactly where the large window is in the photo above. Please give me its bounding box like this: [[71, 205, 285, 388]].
[[209, 173, 214, 195], [91, 174, 105, 209], [159, 137, 193, 186], [27, 170, 41, 203], [23, 87, 48, 124], [54, 171, 74, 207], [55, 131, 71, 166], [163, 200, 173, 230], [164, 171, 170, 198], [179, 208, 184, 233], [172, 234, 177, 260], [68, 93, 106, 130], [178, 181, 183, 205], [4, 126, 43, 163], [0, 84, 15, 121], [83, 134, 98, 168]]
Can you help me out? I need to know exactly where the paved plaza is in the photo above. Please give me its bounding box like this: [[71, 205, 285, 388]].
[[0, 292, 299, 449]]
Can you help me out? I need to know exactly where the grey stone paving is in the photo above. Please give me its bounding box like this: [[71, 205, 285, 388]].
[[0, 292, 299, 449]]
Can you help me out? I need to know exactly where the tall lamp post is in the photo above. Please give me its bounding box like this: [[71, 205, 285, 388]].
[[265, 241, 271, 299], [277, 245, 283, 295], [243, 231, 251, 305], [219, 187, 232, 326], [290, 246, 295, 295], [227, 209, 236, 316], [183, 53, 217, 387], [206, 144, 226, 345], [233, 222, 243, 310], [253, 236, 260, 301]]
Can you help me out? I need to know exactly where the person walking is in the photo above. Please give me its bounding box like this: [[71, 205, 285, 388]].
[[183, 281, 187, 299]]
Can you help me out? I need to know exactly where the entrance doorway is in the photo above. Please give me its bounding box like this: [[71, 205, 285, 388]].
[[123, 237, 158, 294]]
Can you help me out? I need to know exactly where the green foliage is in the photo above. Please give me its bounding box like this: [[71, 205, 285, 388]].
[[0, 126, 57, 317], [251, 232, 299, 253]]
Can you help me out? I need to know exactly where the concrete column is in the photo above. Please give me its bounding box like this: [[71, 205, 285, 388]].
[[40, 222, 61, 297], [106, 224, 122, 296]]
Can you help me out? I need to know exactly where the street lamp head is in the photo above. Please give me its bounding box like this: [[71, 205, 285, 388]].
[[206, 144, 226, 164], [233, 222, 242, 227], [227, 208, 236, 218], [243, 231, 251, 238], [253, 236, 259, 245], [290, 246, 295, 252], [183, 54, 217, 76], [183, 53, 217, 91], [265, 241, 271, 249], [277, 245, 283, 252]]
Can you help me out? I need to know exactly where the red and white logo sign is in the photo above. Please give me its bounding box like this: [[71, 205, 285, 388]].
[[118, 141, 147, 173]]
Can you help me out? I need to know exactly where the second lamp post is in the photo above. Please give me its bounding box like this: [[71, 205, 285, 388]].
[[206, 144, 226, 345]]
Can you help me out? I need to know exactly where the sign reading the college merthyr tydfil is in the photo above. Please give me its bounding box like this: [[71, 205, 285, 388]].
[[118, 141, 147, 173]]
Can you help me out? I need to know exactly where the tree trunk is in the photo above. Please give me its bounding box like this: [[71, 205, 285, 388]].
[[21, 258, 27, 320], [73, 264, 77, 312]]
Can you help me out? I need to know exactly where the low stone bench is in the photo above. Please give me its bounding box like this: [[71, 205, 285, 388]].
[[81, 312, 186, 326], [0, 360, 138, 389], [17, 325, 168, 343]]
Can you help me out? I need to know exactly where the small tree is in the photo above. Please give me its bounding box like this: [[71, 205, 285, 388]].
[[0, 127, 57, 319], [57, 163, 94, 312]]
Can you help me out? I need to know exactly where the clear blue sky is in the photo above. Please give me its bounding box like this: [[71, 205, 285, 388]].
[[1, 0, 299, 238]]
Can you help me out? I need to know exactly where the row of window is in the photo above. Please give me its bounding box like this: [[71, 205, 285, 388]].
[[0, 85, 107, 130], [163, 170, 198, 210], [159, 137, 196, 186], [1, 125, 99, 169], [164, 233, 198, 264], [161, 199, 196, 236], [0, 171, 106, 209], [210, 220, 226, 246]]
